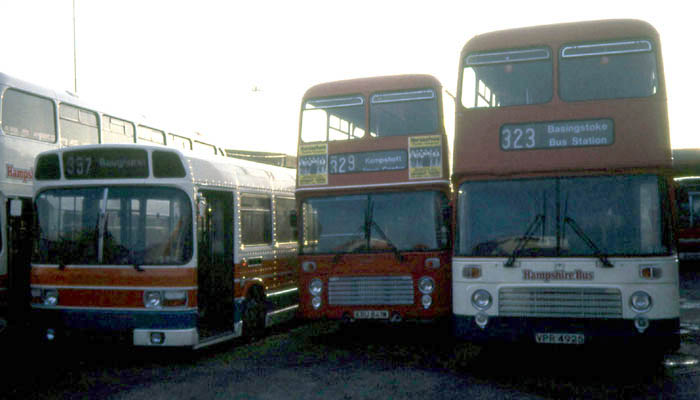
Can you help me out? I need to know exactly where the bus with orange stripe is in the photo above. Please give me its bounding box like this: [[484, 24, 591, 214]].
[[0, 72, 226, 334], [451, 20, 679, 352], [29, 144, 297, 347], [295, 75, 452, 325]]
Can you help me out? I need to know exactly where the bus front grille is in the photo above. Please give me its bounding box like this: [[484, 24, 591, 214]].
[[498, 287, 622, 319], [328, 276, 414, 306]]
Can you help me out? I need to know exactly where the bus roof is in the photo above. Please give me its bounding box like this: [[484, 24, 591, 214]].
[[453, 19, 670, 180], [302, 74, 442, 100], [34, 144, 295, 194], [461, 19, 660, 57]]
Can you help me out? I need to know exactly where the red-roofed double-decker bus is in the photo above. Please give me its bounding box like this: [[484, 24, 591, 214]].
[[452, 20, 679, 352], [296, 75, 451, 325]]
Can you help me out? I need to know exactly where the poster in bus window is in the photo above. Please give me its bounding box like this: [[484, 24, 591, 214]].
[[408, 135, 442, 179], [298, 143, 328, 186]]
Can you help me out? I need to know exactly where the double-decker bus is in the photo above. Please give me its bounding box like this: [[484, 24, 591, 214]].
[[672, 148, 700, 264], [452, 20, 679, 352], [29, 144, 298, 348], [296, 75, 452, 325], [0, 72, 225, 333]]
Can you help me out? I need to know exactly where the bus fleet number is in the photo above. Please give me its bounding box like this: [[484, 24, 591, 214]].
[[501, 128, 535, 150]]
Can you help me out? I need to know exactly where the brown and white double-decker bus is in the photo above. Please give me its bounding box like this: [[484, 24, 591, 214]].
[[296, 75, 452, 324], [452, 20, 679, 352]]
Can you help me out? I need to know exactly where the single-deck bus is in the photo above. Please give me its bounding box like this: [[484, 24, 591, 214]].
[[0, 72, 225, 333], [30, 144, 298, 347], [296, 75, 452, 324], [452, 20, 679, 352]]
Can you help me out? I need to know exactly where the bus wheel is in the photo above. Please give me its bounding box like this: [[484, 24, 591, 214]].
[[243, 288, 266, 339]]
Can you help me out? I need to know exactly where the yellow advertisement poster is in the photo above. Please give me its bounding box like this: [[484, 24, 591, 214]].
[[408, 135, 442, 179], [297, 143, 328, 186]]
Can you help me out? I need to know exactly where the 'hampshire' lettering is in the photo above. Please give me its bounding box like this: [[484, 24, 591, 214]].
[[6, 164, 34, 182]]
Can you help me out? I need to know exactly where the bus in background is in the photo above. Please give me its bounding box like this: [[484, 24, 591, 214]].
[[452, 20, 679, 352], [672, 148, 700, 264], [29, 144, 298, 348], [0, 72, 225, 333], [296, 75, 452, 325]]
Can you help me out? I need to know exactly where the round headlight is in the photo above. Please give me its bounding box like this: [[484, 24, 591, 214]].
[[421, 294, 432, 309], [43, 289, 59, 306], [418, 277, 435, 294], [311, 296, 322, 309], [302, 261, 317, 272], [471, 289, 492, 311], [630, 291, 652, 313], [309, 278, 323, 296], [144, 291, 163, 309]]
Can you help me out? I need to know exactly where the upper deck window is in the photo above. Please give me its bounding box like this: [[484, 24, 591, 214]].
[[137, 125, 166, 145], [59, 104, 99, 146], [369, 89, 438, 137], [101, 115, 135, 144], [559, 39, 658, 101], [1, 89, 56, 143], [168, 133, 192, 151], [301, 96, 365, 143], [193, 141, 218, 155], [461, 47, 552, 108]]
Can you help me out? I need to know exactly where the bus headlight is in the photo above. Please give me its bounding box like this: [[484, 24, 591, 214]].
[[302, 261, 317, 273], [418, 277, 435, 294], [311, 296, 322, 309], [144, 291, 163, 309], [43, 289, 59, 306], [309, 279, 323, 296], [471, 289, 492, 311], [421, 294, 432, 309], [630, 291, 652, 313]]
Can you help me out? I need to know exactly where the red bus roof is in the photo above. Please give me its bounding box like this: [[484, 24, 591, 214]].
[[297, 74, 449, 193], [303, 74, 442, 100], [453, 19, 670, 180]]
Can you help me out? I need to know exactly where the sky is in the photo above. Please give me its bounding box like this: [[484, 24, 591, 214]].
[[0, 0, 695, 155]]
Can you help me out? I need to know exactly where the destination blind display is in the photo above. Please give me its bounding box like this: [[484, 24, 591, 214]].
[[500, 119, 614, 151], [329, 150, 407, 175], [63, 149, 149, 179]]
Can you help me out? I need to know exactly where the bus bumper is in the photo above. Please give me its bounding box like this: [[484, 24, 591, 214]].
[[31, 308, 198, 346], [453, 314, 680, 352]]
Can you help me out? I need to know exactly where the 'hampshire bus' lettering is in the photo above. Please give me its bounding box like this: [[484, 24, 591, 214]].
[[522, 269, 594, 282]]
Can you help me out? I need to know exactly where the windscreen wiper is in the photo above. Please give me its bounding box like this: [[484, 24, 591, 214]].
[[504, 214, 544, 267], [370, 220, 403, 262], [563, 216, 613, 268]]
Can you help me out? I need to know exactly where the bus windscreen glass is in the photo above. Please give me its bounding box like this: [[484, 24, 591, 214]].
[[33, 186, 192, 266], [457, 175, 667, 257], [301, 191, 449, 254]]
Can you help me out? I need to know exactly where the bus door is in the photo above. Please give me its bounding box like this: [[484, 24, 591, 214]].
[[6, 197, 33, 324], [197, 190, 235, 337]]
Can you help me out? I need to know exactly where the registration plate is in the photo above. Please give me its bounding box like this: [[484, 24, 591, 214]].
[[535, 332, 585, 345], [353, 310, 389, 319]]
